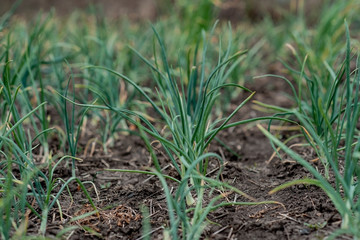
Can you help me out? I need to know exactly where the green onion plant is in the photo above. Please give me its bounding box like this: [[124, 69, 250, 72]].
[[255, 0, 360, 175], [0, 10, 97, 238], [62, 23, 284, 239], [259, 23, 360, 239], [86, 23, 254, 202]]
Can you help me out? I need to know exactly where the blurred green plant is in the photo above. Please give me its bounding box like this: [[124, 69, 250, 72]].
[[173, 0, 217, 43]]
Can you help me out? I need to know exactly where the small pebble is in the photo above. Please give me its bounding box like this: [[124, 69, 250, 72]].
[[299, 228, 310, 235]]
